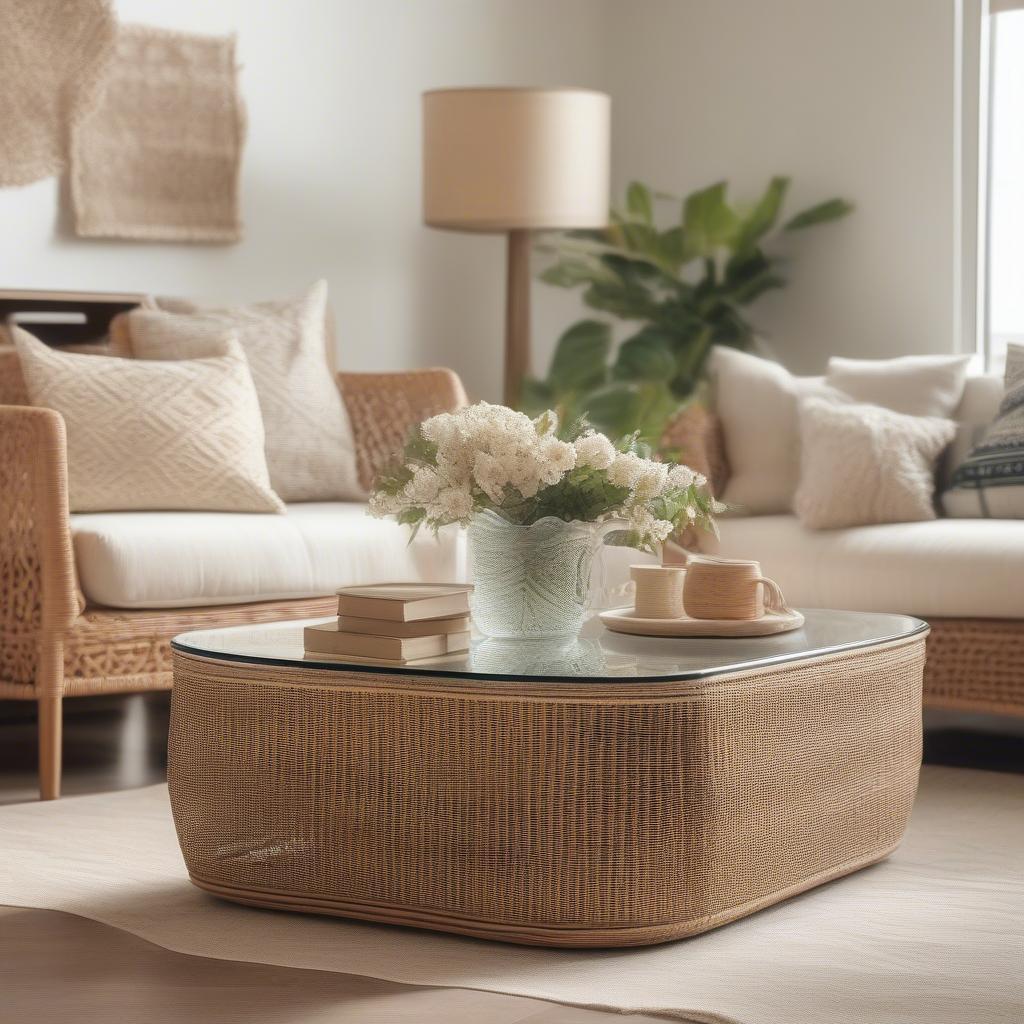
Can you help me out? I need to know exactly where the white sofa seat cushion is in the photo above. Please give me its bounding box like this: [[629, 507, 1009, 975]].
[[702, 514, 1024, 619], [71, 503, 465, 610]]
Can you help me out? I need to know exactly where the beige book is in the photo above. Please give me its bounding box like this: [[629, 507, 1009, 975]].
[[335, 583, 472, 622], [304, 623, 470, 662], [337, 614, 470, 638]]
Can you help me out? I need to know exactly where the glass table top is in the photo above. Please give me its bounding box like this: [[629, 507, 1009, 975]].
[[171, 609, 927, 684]]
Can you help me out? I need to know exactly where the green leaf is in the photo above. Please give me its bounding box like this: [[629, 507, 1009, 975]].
[[681, 182, 739, 258], [625, 181, 654, 224], [518, 376, 555, 416], [547, 320, 612, 394], [580, 383, 645, 439], [783, 198, 853, 231], [612, 328, 678, 383], [582, 280, 658, 321], [732, 176, 789, 253], [582, 381, 680, 446]]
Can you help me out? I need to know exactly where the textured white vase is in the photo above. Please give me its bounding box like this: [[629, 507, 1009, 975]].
[[467, 510, 616, 640]]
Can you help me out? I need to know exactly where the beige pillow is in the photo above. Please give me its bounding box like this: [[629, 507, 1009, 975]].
[[794, 396, 955, 530], [13, 325, 284, 515], [826, 354, 970, 418], [125, 280, 362, 502], [709, 347, 834, 514]]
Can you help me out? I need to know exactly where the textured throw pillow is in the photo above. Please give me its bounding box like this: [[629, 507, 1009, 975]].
[[125, 280, 362, 502], [13, 325, 284, 515], [709, 347, 834, 514], [794, 397, 955, 530], [942, 344, 1024, 519], [826, 354, 970, 417]]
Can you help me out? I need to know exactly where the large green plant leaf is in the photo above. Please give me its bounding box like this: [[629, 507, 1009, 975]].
[[784, 198, 854, 231], [518, 376, 556, 417], [583, 381, 681, 444], [681, 182, 739, 259], [612, 328, 678, 383], [733, 176, 789, 254], [547, 320, 612, 394], [582, 280, 658, 321], [625, 181, 654, 224]]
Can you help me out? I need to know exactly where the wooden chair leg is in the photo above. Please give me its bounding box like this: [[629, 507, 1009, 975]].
[[38, 694, 62, 800], [37, 640, 64, 801]]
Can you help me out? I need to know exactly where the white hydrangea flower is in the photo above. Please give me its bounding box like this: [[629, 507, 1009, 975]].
[[633, 460, 669, 501], [666, 464, 695, 490], [607, 451, 645, 489], [404, 466, 442, 504], [574, 431, 616, 470], [629, 508, 674, 544], [367, 490, 402, 518], [537, 436, 576, 485], [428, 485, 474, 523], [473, 452, 509, 503]]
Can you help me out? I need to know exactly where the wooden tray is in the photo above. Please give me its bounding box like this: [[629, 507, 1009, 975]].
[[599, 606, 805, 638]]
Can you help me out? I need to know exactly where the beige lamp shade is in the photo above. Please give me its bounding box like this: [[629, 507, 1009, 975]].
[[422, 87, 611, 232]]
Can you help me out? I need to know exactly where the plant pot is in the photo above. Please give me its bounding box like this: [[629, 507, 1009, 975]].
[[467, 509, 620, 640]]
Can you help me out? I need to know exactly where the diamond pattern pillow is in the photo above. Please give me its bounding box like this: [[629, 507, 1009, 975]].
[[125, 280, 363, 502], [13, 326, 284, 514]]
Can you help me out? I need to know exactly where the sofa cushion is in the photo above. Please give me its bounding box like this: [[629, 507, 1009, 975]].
[[71, 503, 465, 609], [14, 325, 284, 515], [825, 354, 970, 418], [701, 514, 1023, 619], [126, 281, 363, 503]]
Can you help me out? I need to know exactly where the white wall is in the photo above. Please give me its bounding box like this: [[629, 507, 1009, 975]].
[[0, 0, 959, 391], [0, 0, 607, 401], [606, 0, 959, 373]]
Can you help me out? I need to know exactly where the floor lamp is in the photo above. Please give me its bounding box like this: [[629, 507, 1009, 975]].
[[422, 87, 611, 407]]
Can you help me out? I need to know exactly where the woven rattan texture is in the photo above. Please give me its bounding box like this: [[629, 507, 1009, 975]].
[[337, 369, 468, 492], [168, 636, 925, 947], [0, 406, 78, 694], [924, 618, 1024, 715], [662, 403, 730, 499]]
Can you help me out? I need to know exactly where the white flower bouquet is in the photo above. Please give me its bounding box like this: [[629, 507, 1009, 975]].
[[369, 402, 720, 551]]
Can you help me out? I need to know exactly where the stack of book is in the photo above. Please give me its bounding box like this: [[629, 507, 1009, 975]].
[[303, 583, 472, 663]]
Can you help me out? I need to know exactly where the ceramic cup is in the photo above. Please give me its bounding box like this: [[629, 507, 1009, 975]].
[[631, 564, 687, 619], [682, 556, 787, 621]]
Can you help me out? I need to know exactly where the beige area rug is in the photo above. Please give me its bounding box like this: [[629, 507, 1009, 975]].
[[71, 24, 244, 242], [0, 0, 116, 186], [0, 766, 1020, 1024]]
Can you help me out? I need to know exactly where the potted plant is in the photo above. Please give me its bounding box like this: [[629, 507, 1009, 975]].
[[523, 177, 852, 446], [370, 402, 720, 640]]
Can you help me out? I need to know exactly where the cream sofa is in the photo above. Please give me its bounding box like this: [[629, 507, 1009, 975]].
[[682, 372, 1024, 719]]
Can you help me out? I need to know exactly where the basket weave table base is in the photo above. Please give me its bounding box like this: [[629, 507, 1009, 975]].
[[168, 634, 925, 948]]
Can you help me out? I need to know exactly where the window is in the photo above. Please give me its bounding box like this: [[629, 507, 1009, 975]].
[[986, 4, 1024, 372]]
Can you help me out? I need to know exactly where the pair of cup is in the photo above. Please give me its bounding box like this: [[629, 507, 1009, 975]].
[[631, 556, 787, 621]]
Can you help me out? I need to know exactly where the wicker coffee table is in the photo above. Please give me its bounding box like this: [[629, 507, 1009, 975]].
[[168, 610, 927, 948]]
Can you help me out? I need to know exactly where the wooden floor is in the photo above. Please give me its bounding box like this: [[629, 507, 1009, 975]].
[[0, 694, 1021, 1023]]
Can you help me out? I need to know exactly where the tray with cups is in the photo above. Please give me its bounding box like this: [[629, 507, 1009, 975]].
[[600, 555, 805, 638]]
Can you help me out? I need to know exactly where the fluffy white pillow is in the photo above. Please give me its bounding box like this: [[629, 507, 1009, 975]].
[[794, 397, 955, 530], [13, 326, 284, 514], [125, 280, 363, 503], [709, 347, 834, 514], [826, 354, 970, 418]]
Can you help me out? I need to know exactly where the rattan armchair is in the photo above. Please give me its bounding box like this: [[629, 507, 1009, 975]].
[[0, 365, 467, 799]]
